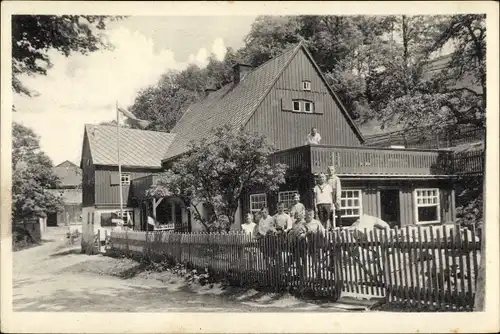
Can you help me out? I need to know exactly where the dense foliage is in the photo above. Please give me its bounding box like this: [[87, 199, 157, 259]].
[[12, 122, 63, 222], [126, 14, 485, 133], [147, 125, 287, 231], [12, 15, 122, 98]]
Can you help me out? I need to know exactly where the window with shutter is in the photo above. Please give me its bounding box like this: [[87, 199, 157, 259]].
[[281, 98, 293, 111], [109, 172, 120, 185]]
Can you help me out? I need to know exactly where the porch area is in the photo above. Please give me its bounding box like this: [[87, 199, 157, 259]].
[[270, 144, 455, 176], [130, 174, 190, 232]]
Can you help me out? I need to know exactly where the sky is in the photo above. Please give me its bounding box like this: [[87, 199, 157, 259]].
[[13, 16, 257, 166], [12, 15, 455, 166]]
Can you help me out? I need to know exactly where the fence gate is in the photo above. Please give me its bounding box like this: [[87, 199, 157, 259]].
[[334, 231, 387, 299]]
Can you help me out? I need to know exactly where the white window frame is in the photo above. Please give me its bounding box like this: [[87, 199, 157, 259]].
[[414, 188, 441, 224], [292, 100, 301, 112], [117, 209, 134, 225], [278, 190, 299, 212], [120, 172, 131, 185], [249, 193, 267, 213], [340, 189, 362, 218], [304, 101, 313, 113], [302, 80, 311, 91]]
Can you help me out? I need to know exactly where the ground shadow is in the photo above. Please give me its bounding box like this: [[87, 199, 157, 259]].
[[50, 248, 82, 257]]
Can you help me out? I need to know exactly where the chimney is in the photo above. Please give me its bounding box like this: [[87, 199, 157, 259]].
[[204, 87, 216, 97], [232, 63, 253, 84]]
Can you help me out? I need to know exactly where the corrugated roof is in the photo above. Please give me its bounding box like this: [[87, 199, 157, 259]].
[[85, 124, 176, 168], [53, 161, 82, 187], [163, 43, 301, 160]]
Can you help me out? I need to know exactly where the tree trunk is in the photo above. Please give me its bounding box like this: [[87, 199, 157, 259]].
[[473, 152, 486, 311], [401, 15, 410, 95]]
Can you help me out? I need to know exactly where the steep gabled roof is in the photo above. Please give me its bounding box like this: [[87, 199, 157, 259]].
[[56, 160, 78, 168], [84, 124, 176, 168], [163, 42, 365, 161], [53, 162, 81, 187], [163, 44, 300, 160]]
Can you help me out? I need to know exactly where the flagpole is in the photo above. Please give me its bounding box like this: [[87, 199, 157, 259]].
[[116, 101, 124, 229]]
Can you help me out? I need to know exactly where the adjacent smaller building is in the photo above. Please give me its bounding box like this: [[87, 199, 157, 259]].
[[47, 160, 82, 226], [80, 124, 177, 231]]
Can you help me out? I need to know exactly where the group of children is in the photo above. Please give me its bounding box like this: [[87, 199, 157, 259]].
[[241, 164, 342, 241], [241, 193, 326, 241]]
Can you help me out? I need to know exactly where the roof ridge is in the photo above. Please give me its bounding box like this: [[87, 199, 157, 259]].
[[169, 43, 302, 136], [88, 123, 175, 135]]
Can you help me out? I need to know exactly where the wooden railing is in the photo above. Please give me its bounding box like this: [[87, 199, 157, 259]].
[[109, 225, 481, 310], [452, 150, 485, 175], [309, 145, 453, 175], [364, 124, 485, 149], [269, 146, 310, 173]]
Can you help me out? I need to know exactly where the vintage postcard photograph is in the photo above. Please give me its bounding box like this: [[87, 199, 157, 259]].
[[1, 1, 499, 333]]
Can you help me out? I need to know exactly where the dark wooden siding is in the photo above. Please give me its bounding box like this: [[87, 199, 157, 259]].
[[81, 131, 95, 207], [94, 167, 158, 207], [245, 48, 362, 150], [362, 186, 380, 217], [398, 185, 414, 227], [130, 174, 162, 200]]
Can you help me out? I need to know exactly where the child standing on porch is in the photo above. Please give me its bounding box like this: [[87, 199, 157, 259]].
[[327, 166, 342, 229], [313, 173, 334, 230]]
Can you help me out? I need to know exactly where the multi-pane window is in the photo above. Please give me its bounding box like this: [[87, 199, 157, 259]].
[[249, 193, 267, 213], [340, 190, 362, 217], [120, 172, 131, 185], [292, 100, 314, 113], [302, 80, 311, 91], [278, 190, 299, 212], [414, 188, 440, 223]]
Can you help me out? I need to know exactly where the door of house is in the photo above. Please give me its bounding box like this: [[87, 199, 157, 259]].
[[47, 212, 58, 226], [380, 189, 400, 228]]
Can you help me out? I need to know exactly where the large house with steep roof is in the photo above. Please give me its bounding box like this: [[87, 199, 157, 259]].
[[81, 42, 458, 232]]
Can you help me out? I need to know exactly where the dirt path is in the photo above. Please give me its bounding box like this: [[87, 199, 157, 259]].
[[13, 227, 349, 312]]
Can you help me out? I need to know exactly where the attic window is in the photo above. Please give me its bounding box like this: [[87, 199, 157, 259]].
[[293, 101, 301, 112], [302, 81, 311, 91]]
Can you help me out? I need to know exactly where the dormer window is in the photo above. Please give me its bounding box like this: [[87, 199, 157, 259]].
[[293, 101, 301, 112], [302, 80, 311, 91], [282, 98, 321, 114]]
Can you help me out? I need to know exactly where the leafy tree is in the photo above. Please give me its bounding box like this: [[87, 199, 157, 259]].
[[376, 14, 486, 129], [12, 123, 63, 222], [127, 49, 241, 132], [128, 71, 200, 132], [241, 16, 302, 66], [147, 125, 287, 231], [12, 15, 122, 97]]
